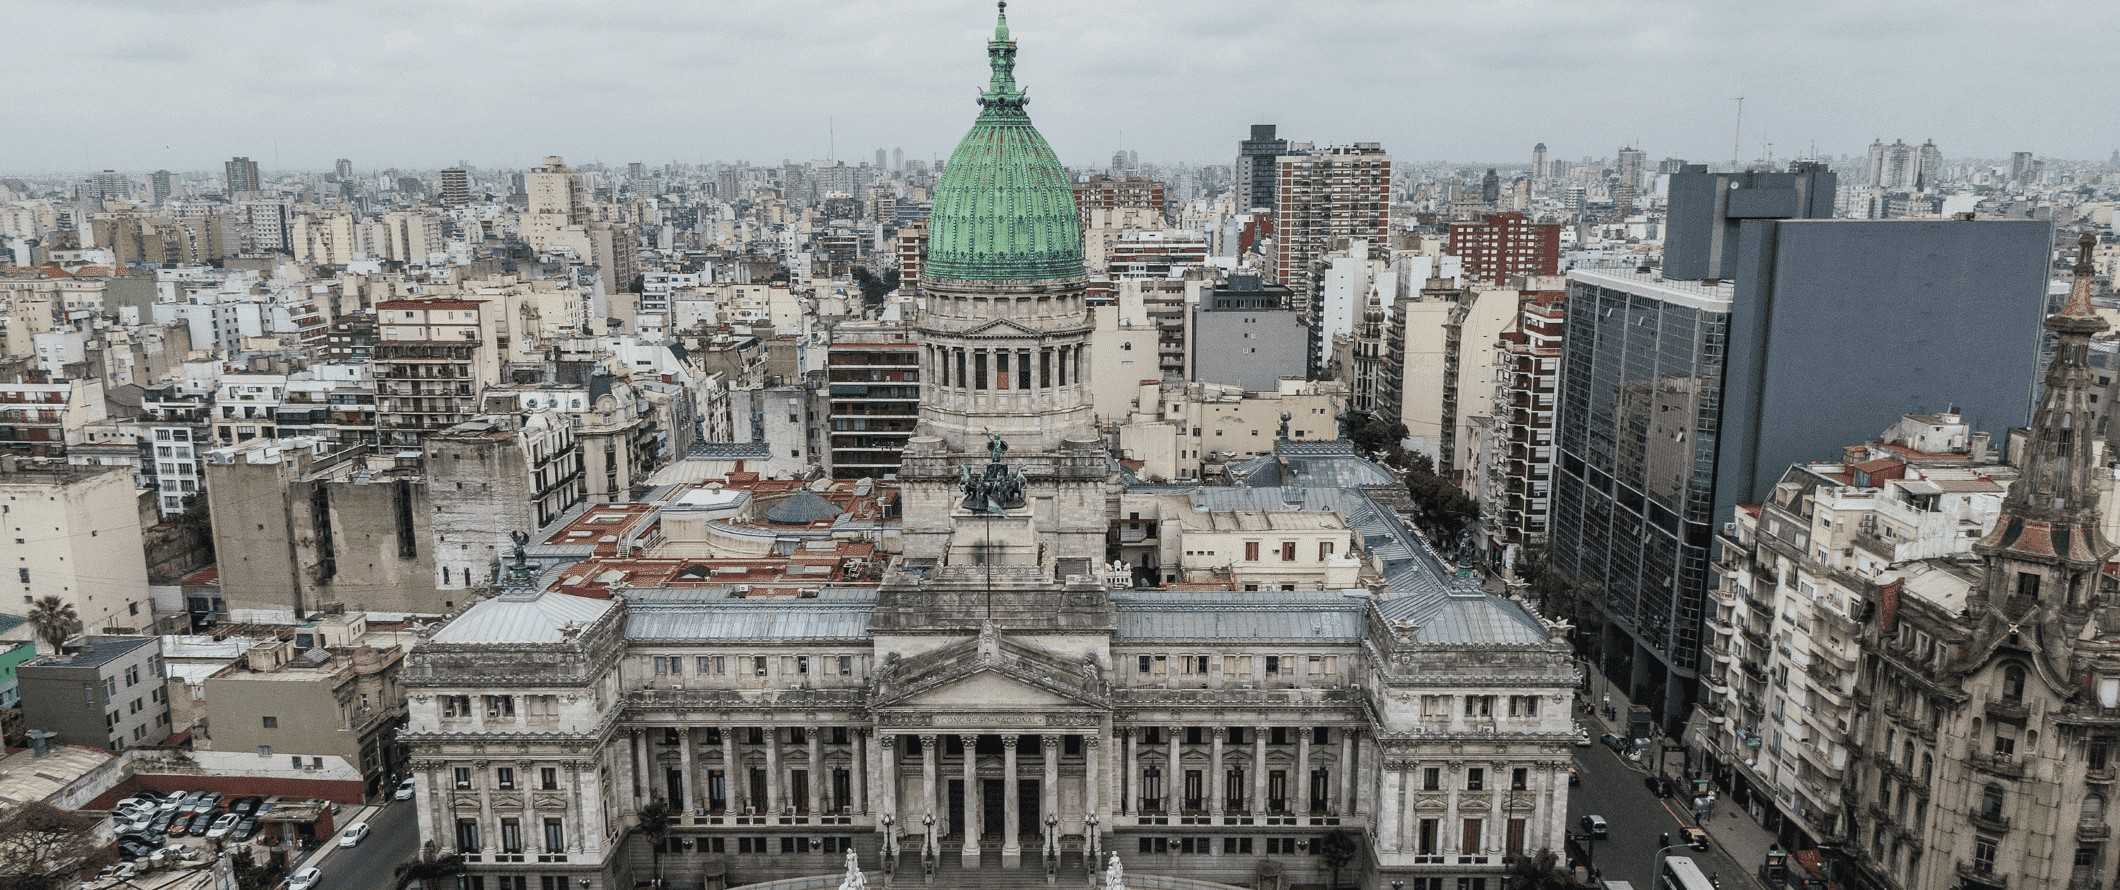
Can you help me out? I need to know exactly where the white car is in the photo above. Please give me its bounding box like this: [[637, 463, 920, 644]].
[[114, 799, 157, 819], [206, 813, 241, 840], [1573, 725, 1592, 747], [339, 823, 370, 848], [392, 778, 417, 801], [286, 867, 322, 890]]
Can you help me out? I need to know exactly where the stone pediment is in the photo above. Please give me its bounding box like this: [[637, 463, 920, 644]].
[[872, 623, 1109, 711], [958, 317, 1043, 340]]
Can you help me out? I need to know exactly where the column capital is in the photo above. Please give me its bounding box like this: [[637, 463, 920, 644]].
[[1001, 736, 1019, 750], [1166, 725, 1185, 736], [1041, 736, 1058, 751], [1255, 724, 1270, 732], [880, 734, 898, 750], [958, 733, 979, 746], [918, 733, 938, 746], [1085, 735, 1101, 748]]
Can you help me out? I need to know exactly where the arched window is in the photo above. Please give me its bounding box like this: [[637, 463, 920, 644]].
[[2003, 665, 2027, 703], [1980, 784, 2006, 820], [2083, 792, 2107, 828]]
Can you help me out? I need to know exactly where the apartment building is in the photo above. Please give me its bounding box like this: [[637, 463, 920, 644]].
[[18, 635, 169, 751], [203, 632, 408, 798], [824, 323, 920, 479], [1273, 145, 1391, 309], [0, 463, 152, 636], [1477, 291, 1564, 565], [1693, 411, 2008, 852], [1447, 212, 1560, 286], [375, 298, 499, 449]]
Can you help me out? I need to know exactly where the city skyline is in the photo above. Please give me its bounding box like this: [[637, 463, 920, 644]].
[[6, 0, 2116, 174]]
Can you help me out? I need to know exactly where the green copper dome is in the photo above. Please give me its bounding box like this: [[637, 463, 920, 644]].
[[924, 2, 1084, 282]]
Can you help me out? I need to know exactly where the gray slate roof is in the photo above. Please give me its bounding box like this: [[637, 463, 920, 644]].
[[1111, 590, 1367, 642], [764, 491, 844, 525], [429, 591, 616, 644], [624, 588, 878, 641]]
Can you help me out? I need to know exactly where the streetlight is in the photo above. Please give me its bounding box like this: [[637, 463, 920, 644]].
[[1044, 812, 1059, 857], [881, 813, 897, 875]]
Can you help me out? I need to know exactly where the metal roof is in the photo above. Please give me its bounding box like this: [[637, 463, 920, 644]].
[[429, 592, 615, 644], [627, 603, 874, 642], [1111, 590, 1368, 642], [1380, 593, 1548, 645]]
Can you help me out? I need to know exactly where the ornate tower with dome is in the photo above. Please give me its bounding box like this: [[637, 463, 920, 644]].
[[899, 2, 1111, 568]]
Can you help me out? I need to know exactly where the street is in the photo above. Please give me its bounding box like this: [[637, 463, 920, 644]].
[[1570, 737, 1751, 888], [304, 799, 419, 890]]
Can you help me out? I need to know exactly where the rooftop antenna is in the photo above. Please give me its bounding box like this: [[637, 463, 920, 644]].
[[1731, 96, 1744, 171]]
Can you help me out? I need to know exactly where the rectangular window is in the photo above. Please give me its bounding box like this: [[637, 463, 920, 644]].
[[1265, 656, 1282, 675], [456, 819, 481, 852], [262, 716, 278, 729], [753, 656, 769, 677], [496, 767, 516, 790], [1418, 818, 1440, 855], [1464, 696, 1494, 717], [542, 818, 565, 853], [540, 767, 559, 791], [1511, 768, 1528, 791], [1244, 541, 1261, 561], [499, 818, 523, 854], [1423, 767, 1441, 791], [1318, 541, 1334, 560], [453, 766, 472, 788], [1460, 818, 1482, 856]]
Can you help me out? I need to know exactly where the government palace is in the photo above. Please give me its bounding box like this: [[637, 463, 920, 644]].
[[399, 7, 1578, 889]]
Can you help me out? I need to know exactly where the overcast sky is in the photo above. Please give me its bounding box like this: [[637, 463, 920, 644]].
[[7, 0, 2116, 176]]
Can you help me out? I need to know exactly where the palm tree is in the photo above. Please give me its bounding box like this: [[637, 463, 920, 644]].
[[392, 842, 465, 890], [638, 798, 674, 889], [1317, 828, 1359, 890], [25, 596, 80, 652]]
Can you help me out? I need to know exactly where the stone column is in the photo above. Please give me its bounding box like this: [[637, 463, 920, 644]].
[[1209, 728, 1225, 816], [920, 734, 938, 838], [1122, 729, 1136, 815], [1252, 726, 1268, 815], [1083, 735, 1101, 827], [613, 731, 634, 816], [960, 734, 981, 867], [1297, 728, 1312, 815], [764, 727, 783, 815], [722, 726, 743, 815], [1377, 763, 1402, 852], [879, 733, 898, 819], [1040, 737, 1059, 857], [807, 729, 823, 816], [1338, 728, 1355, 816], [1002, 736, 1022, 866], [1165, 726, 1180, 817], [630, 730, 647, 804], [852, 729, 868, 815], [677, 728, 697, 815]]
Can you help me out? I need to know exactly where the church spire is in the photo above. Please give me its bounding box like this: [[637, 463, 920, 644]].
[[1972, 232, 2112, 613]]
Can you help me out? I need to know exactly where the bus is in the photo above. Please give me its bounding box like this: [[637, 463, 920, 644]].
[[1660, 855, 1716, 890]]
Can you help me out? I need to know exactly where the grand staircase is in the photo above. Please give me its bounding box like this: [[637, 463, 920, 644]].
[[887, 846, 1089, 889]]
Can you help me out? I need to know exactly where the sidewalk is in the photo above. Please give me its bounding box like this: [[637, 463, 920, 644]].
[[1583, 670, 1780, 886]]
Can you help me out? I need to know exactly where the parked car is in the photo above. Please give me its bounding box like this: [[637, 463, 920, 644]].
[[187, 811, 217, 835], [393, 778, 417, 801], [191, 792, 223, 815], [1599, 733, 1625, 753], [1573, 725, 1592, 747], [230, 796, 264, 816], [286, 866, 322, 890], [114, 798, 158, 819], [233, 816, 261, 843], [206, 813, 241, 840], [167, 816, 193, 838], [1645, 775, 1672, 797], [168, 792, 201, 814], [116, 839, 156, 861], [150, 810, 178, 833], [339, 823, 370, 848], [1579, 814, 1609, 838]]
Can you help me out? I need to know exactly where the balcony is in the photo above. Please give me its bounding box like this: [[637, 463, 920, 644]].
[[1969, 810, 2011, 833], [2081, 822, 2112, 843], [2089, 766, 2115, 784], [1957, 861, 2008, 888], [1985, 699, 2029, 722], [1970, 751, 2025, 779]]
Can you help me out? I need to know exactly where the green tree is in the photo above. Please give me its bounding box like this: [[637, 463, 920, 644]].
[[0, 801, 114, 890], [391, 843, 465, 890], [638, 798, 675, 889], [1318, 828, 1359, 890], [1505, 849, 1574, 889], [25, 596, 80, 652]]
